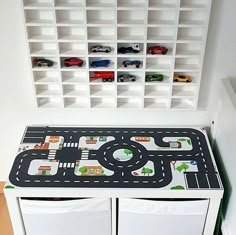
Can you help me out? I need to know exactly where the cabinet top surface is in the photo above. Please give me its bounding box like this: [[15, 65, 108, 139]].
[[7, 126, 223, 191]]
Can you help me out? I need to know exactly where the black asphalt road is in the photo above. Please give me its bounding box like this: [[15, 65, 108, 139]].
[[9, 126, 222, 189]]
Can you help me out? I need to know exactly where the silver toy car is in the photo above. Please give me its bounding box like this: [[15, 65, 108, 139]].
[[118, 74, 136, 82], [91, 45, 112, 53]]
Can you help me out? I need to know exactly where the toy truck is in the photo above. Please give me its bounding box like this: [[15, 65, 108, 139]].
[[91, 71, 115, 82]]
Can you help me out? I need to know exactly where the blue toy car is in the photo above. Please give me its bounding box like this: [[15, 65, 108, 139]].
[[122, 60, 142, 68], [91, 59, 112, 68]]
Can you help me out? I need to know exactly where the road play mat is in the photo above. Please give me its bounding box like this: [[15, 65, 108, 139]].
[[8, 126, 222, 190]]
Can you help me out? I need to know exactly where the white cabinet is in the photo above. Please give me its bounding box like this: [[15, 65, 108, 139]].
[[21, 0, 212, 110]]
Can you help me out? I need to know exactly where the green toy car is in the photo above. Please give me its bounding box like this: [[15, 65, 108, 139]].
[[145, 74, 164, 82]]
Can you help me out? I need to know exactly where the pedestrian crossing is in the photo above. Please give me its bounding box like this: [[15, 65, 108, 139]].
[[48, 150, 57, 160], [59, 162, 75, 168], [81, 150, 89, 160], [63, 142, 78, 148]]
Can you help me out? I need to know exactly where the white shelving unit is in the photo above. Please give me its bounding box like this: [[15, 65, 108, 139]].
[[22, 0, 212, 110]]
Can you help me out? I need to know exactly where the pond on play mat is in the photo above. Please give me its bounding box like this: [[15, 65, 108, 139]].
[[113, 149, 133, 161]]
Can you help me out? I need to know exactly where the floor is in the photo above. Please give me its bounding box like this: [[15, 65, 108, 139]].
[[0, 182, 14, 235]]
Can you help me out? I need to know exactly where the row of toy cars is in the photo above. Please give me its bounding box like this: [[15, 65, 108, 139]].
[[90, 72, 192, 83], [33, 57, 143, 69], [92, 44, 168, 55]]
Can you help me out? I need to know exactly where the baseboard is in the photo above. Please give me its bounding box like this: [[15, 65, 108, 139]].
[[222, 220, 232, 235]]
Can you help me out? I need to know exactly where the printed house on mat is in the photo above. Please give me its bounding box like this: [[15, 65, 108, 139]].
[[37, 166, 51, 176]]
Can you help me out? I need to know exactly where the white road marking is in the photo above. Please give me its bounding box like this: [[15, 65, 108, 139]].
[[124, 181, 129, 183], [174, 131, 179, 134], [65, 181, 70, 183], [71, 143, 74, 147], [109, 163, 114, 166], [158, 155, 163, 157], [104, 181, 110, 183], [45, 180, 51, 183], [167, 154, 172, 157], [74, 181, 80, 183], [195, 153, 200, 156], [18, 165, 21, 169], [152, 181, 156, 183], [56, 131, 61, 133], [115, 131, 120, 133], [122, 172, 124, 176], [20, 159, 23, 163], [63, 163, 67, 168], [107, 146, 111, 150], [133, 181, 139, 183], [67, 163, 71, 167], [71, 163, 75, 168], [162, 173, 165, 177], [54, 181, 60, 183], [159, 179, 164, 182], [143, 181, 149, 183], [127, 165, 133, 167], [136, 160, 140, 164], [187, 154, 192, 157], [63, 143, 67, 147], [200, 147, 202, 151], [161, 160, 164, 164], [35, 180, 40, 182], [32, 153, 37, 156], [118, 166, 123, 168], [16, 171, 19, 175], [63, 172, 66, 176], [203, 158, 206, 162], [67, 143, 71, 147], [178, 155, 183, 157], [16, 177, 19, 182], [73, 131, 78, 133], [197, 136, 200, 140], [94, 181, 100, 183], [75, 143, 78, 147], [149, 131, 154, 133], [25, 180, 30, 182], [23, 154, 28, 157], [162, 167, 164, 170], [149, 154, 154, 156]]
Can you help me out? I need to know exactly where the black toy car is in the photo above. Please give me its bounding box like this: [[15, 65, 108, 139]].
[[33, 58, 54, 67], [122, 60, 142, 68], [118, 74, 136, 82], [118, 44, 140, 54], [91, 45, 112, 53]]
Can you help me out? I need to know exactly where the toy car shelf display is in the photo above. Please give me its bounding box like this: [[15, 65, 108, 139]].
[[24, 1, 212, 109]]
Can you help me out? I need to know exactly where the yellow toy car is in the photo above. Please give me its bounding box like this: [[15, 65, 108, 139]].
[[174, 74, 192, 82]]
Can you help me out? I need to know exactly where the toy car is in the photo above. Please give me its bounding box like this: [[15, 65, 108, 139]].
[[122, 60, 142, 68], [91, 45, 112, 53], [91, 71, 114, 82], [147, 46, 168, 55], [33, 58, 54, 67], [174, 74, 192, 82], [118, 74, 136, 82], [145, 74, 164, 82], [64, 57, 83, 67], [91, 60, 112, 68], [169, 141, 182, 149], [118, 44, 140, 54]]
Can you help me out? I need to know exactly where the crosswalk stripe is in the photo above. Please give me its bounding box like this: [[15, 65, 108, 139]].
[[59, 163, 63, 168], [67, 163, 71, 167], [71, 163, 75, 168], [75, 143, 78, 147], [63, 163, 67, 168]]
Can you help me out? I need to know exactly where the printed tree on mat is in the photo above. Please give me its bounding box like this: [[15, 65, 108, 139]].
[[79, 167, 87, 174], [176, 163, 189, 172], [141, 167, 153, 176], [123, 149, 132, 156]]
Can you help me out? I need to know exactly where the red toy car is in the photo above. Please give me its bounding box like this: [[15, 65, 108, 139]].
[[64, 57, 83, 67], [148, 46, 168, 55], [91, 71, 114, 82]]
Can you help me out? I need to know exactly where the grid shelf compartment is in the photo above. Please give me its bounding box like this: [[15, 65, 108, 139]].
[[90, 84, 116, 97], [118, 57, 144, 70], [171, 97, 195, 110], [176, 42, 203, 56], [117, 85, 143, 97], [118, 27, 145, 41], [25, 9, 54, 25], [35, 84, 61, 97], [27, 26, 56, 41], [172, 85, 197, 97], [55, 0, 84, 8], [117, 71, 144, 83], [147, 27, 176, 41], [88, 43, 115, 56], [86, 0, 115, 8], [29, 42, 57, 56], [145, 72, 171, 83], [117, 97, 143, 109], [64, 97, 89, 108], [177, 27, 204, 42], [91, 97, 116, 108], [22, 0, 212, 109], [89, 57, 115, 70], [179, 10, 207, 26], [118, 43, 144, 56], [180, 0, 210, 9], [144, 98, 170, 109], [146, 58, 172, 70], [63, 84, 89, 97], [146, 43, 174, 56], [58, 27, 86, 41], [31, 57, 58, 70], [148, 10, 176, 26], [23, 0, 53, 8], [118, 10, 145, 25], [145, 85, 171, 97], [118, 0, 146, 8], [87, 10, 115, 25], [37, 97, 63, 108], [60, 57, 87, 70], [33, 71, 59, 84], [56, 10, 85, 25], [62, 71, 88, 84], [149, 0, 178, 9], [59, 42, 87, 56], [174, 58, 200, 71], [87, 27, 115, 41]]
